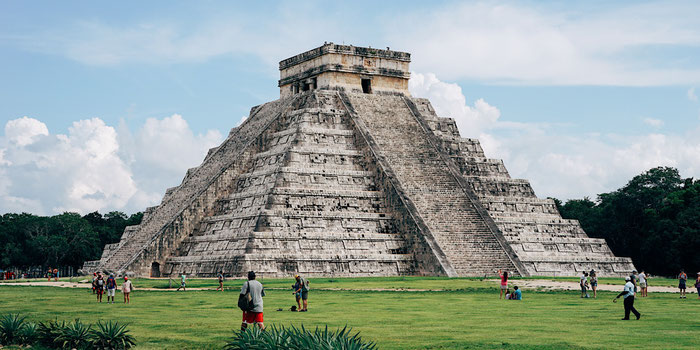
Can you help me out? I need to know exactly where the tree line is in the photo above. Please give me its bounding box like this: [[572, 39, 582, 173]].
[[0, 211, 142, 270], [555, 166, 699, 276]]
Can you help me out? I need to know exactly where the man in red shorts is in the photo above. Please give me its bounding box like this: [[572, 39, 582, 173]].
[[240, 271, 265, 331]]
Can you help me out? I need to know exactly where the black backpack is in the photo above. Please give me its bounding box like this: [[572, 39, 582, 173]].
[[237, 281, 254, 311]]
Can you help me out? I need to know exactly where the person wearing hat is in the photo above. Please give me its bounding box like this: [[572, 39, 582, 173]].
[[294, 274, 309, 312], [240, 271, 265, 331], [613, 276, 640, 320], [121, 276, 133, 304]]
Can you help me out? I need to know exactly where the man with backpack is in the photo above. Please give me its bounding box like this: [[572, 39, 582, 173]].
[[294, 274, 310, 312], [106, 274, 117, 304], [239, 271, 265, 331]]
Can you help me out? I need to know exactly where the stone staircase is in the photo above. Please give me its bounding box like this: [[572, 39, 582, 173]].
[[408, 97, 635, 276], [342, 92, 519, 276]]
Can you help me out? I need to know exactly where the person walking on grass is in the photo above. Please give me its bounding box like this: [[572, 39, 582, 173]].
[[638, 270, 648, 297], [92, 272, 97, 294], [498, 269, 508, 299], [106, 274, 117, 304], [614, 276, 640, 320], [177, 273, 186, 291], [580, 271, 589, 298], [217, 271, 224, 292], [47, 267, 52, 282], [678, 269, 688, 298], [630, 270, 638, 293], [95, 273, 105, 303], [294, 274, 310, 312], [589, 269, 598, 298], [240, 271, 265, 331], [122, 276, 133, 304], [695, 273, 700, 299]]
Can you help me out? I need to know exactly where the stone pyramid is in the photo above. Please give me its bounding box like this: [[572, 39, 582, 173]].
[[83, 43, 635, 277]]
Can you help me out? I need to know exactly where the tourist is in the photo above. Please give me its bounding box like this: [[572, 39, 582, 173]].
[[695, 273, 700, 299], [580, 271, 589, 298], [217, 271, 224, 292], [678, 269, 687, 299], [630, 270, 638, 293], [589, 269, 598, 298], [294, 274, 309, 312], [122, 276, 133, 304], [53, 268, 58, 281], [240, 271, 265, 331], [92, 272, 97, 294], [613, 276, 640, 320], [95, 273, 105, 303], [498, 269, 508, 299], [292, 276, 302, 311], [106, 274, 117, 304], [638, 270, 648, 297], [47, 267, 52, 281], [504, 289, 511, 300], [512, 286, 522, 300], [177, 273, 186, 291]]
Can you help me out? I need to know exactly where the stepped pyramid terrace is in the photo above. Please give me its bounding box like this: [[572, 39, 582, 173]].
[[82, 43, 635, 278]]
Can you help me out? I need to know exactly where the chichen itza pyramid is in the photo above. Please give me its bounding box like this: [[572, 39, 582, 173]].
[[83, 43, 635, 278]]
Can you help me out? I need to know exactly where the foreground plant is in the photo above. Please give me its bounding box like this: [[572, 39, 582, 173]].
[[224, 325, 376, 350], [91, 320, 136, 350], [37, 319, 67, 348], [58, 319, 92, 349], [0, 313, 27, 345]]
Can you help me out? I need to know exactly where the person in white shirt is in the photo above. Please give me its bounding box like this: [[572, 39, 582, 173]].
[[121, 276, 133, 304], [638, 270, 648, 297], [613, 276, 640, 320]]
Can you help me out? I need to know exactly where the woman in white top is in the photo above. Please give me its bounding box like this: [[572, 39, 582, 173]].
[[121, 277, 133, 304]]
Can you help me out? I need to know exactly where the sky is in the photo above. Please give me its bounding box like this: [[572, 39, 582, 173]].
[[1, 0, 700, 215]]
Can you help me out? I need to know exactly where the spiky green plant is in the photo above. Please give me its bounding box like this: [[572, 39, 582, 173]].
[[224, 325, 376, 350], [57, 319, 92, 350], [37, 319, 67, 348], [0, 313, 26, 345], [17, 321, 37, 346], [90, 320, 135, 350]]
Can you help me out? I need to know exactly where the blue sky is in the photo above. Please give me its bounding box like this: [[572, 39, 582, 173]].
[[1, 1, 699, 215]]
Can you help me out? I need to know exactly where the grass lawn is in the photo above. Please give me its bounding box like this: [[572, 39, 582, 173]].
[[1, 278, 698, 349]]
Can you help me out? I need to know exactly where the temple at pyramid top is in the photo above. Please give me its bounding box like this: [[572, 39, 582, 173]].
[[279, 42, 411, 97]]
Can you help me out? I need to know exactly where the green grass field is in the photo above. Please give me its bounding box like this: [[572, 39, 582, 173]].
[[1, 277, 698, 349]]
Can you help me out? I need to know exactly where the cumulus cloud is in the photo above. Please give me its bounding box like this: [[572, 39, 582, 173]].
[[410, 72, 700, 200], [0, 115, 222, 215], [689, 87, 698, 101], [643, 118, 664, 128]]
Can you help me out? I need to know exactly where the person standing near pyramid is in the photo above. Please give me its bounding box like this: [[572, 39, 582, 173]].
[[614, 276, 640, 320]]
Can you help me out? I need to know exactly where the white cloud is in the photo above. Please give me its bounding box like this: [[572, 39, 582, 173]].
[[689, 87, 698, 101], [0, 115, 222, 215], [388, 2, 700, 86], [410, 72, 700, 200], [643, 118, 664, 128]]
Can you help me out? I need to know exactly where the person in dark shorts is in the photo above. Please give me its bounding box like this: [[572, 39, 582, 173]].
[[294, 274, 309, 312], [95, 273, 105, 303], [217, 271, 224, 292], [589, 269, 598, 298], [240, 271, 265, 331], [678, 269, 688, 298]]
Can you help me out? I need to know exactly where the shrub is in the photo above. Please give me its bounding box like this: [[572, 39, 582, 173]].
[[90, 320, 136, 350], [0, 313, 26, 345], [17, 321, 38, 346], [37, 319, 66, 348], [224, 325, 376, 350], [57, 319, 92, 350]]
